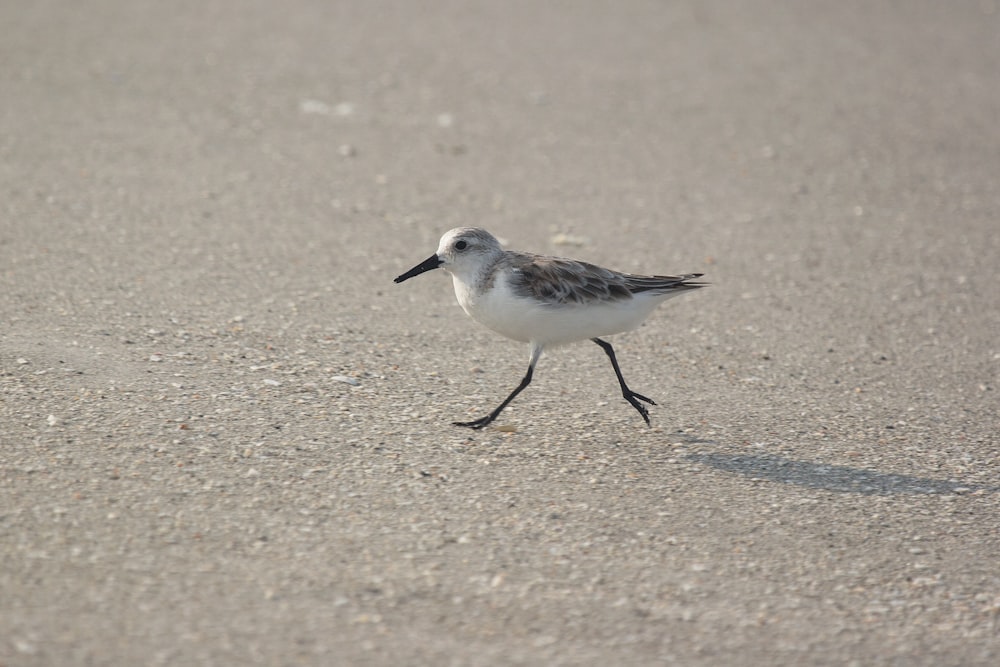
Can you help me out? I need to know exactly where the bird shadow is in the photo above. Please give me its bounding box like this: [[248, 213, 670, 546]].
[[684, 452, 996, 497]]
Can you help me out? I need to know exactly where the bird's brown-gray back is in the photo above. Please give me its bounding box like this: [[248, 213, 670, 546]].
[[505, 252, 705, 305], [507, 254, 632, 305]]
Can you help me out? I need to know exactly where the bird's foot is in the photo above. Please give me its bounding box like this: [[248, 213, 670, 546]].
[[453, 414, 496, 429], [629, 391, 656, 406], [624, 391, 656, 426]]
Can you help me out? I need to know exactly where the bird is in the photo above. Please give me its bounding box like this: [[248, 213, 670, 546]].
[[394, 227, 705, 428]]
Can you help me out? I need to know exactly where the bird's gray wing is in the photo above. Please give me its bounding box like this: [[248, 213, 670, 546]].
[[507, 254, 634, 305]]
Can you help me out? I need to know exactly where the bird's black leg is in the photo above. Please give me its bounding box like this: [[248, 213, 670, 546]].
[[592, 338, 656, 426], [454, 345, 543, 429]]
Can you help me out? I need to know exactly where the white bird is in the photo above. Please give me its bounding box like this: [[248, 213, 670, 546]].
[[395, 227, 705, 428]]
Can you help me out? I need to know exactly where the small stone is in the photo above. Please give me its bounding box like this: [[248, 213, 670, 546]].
[[332, 375, 360, 386], [149, 354, 163, 362], [300, 99, 332, 115], [263, 379, 281, 387], [46, 415, 58, 426], [16, 358, 29, 365], [13, 638, 36, 654], [550, 232, 589, 247]]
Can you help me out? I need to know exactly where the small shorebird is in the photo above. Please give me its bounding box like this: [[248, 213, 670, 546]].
[[395, 228, 705, 428]]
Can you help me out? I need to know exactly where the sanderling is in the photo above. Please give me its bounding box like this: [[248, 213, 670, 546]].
[[395, 227, 705, 429]]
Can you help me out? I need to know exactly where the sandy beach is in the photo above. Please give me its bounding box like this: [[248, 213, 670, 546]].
[[2, 1, 998, 664]]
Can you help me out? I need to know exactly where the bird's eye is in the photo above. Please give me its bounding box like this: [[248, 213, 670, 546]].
[[455, 240, 468, 251]]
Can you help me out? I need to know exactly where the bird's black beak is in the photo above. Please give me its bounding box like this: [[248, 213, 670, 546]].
[[394, 254, 442, 283]]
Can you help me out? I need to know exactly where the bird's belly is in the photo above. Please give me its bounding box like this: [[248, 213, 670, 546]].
[[458, 279, 656, 345]]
